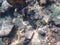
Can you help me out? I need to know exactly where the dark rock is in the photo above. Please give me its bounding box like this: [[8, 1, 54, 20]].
[[38, 30, 46, 37]]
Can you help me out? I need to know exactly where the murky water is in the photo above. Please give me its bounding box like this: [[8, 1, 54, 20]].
[[0, 38, 5, 45]]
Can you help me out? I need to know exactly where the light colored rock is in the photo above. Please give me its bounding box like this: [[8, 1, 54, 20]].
[[40, 0, 46, 4], [32, 30, 40, 45], [25, 30, 34, 39], [0, 21, 14, 36], [57, 42, 60, 45], [2, 0, 12, 11]]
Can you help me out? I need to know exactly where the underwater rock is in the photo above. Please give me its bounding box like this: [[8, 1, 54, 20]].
[[50, 4, 60, 25], [31, 30, 40, 45], [2, 0, 12, 11], [0, 20, 14, 37], [57, 42, 60, 45], [25, 30, 34, 39], [38, 0, 46, 5], [38, 30, 46, 37], [0, 0, 60, 45]]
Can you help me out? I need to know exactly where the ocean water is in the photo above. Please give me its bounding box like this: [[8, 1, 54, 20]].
[[0, 38, 5, 45]]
